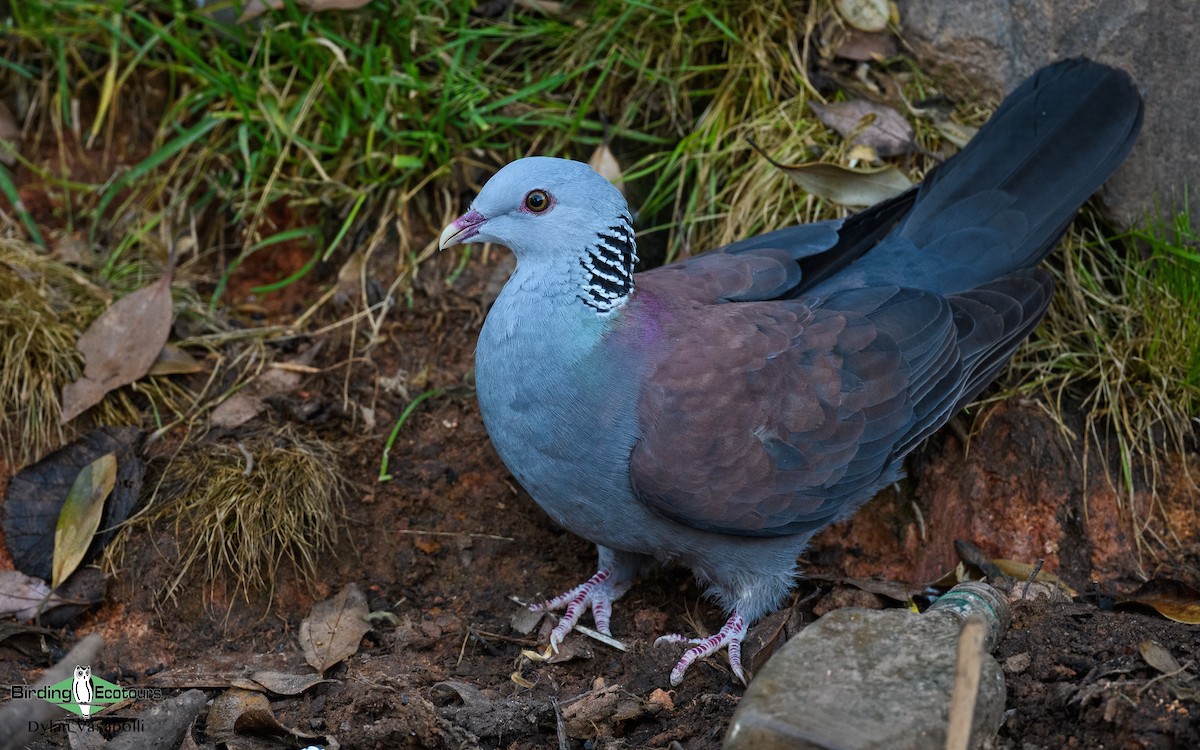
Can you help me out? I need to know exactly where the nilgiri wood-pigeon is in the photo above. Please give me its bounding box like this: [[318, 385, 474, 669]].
[[439, 59, 1142, 685]]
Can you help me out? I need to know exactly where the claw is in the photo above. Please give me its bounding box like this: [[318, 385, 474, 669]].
[[656, 610, 748, 686], [531, 568, 631, 650]]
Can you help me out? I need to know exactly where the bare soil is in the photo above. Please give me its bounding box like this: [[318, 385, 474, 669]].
[[3, 223, 1199, 750]]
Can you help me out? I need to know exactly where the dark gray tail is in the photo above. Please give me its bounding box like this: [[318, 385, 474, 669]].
[[814, 58, 1143, 296]]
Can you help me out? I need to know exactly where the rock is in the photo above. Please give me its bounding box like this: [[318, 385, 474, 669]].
[[899, 0, 1199, 228]]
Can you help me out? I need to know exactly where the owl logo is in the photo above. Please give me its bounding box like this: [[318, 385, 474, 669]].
[[71, 665, 95, 718]]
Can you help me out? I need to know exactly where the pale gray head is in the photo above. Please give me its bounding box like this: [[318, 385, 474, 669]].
[[440, 156, 638, 312]]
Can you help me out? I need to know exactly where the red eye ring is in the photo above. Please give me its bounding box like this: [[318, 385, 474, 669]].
[[524, 189, 551, 213]]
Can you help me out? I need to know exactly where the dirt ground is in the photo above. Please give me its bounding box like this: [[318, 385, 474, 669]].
[[2, 245, 1198, 749]]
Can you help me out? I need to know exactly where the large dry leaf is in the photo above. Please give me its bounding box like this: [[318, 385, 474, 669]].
[[0, 570, 66, 620], [588, 143, 625, 195], [61, 268, 174, 423], [778, 161, 912, 207], [834, 29, 898, 62], [148, 344, 205, 376], [52, 453, 116, 588], [227, 670, 332, 696], [810, 99, 915, 157], [299, 583, 371, 673], [1123, 579, 1200, 624], [1139, 640, 1183, 674], [992, 558, 1078, 597], [3, 427, 143, 581]]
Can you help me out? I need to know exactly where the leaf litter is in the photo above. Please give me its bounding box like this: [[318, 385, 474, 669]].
[[299, 583, 372, 673], [51, 452, 116, 588], [60, 253, 175, 423], [810, 98, 916, 157]]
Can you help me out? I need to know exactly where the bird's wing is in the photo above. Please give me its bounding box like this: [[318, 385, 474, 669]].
[[639, 187, 918, 304], [628, 270, 1052, 537]]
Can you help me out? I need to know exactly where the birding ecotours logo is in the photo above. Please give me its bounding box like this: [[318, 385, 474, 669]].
[[25, 665, 132, 718]]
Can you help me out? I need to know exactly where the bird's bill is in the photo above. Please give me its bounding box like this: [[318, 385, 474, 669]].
[[438, 209, 487, 250]]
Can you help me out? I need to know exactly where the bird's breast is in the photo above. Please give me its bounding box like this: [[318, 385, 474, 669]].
[[475, 283, 649, 537]]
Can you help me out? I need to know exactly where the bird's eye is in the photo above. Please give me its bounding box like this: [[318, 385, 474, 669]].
[[524, 189, 551, 213]]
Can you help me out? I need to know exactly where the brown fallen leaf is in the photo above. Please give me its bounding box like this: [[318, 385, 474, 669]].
[[210, 347, 320, 429], [992, 558, 1078, 597], [299, 583, 372, 673], [1139, 640, 1184, 675], [810, 99, 915, 157], [562, 684, 663, 740], [0, 570, 66, 620], [751, 136, 912, 206], [778, 161, 911, 206], [148, 344, 205, 376], [1123, 579, 1200, 624], [835, 28, 898, 62], [61, 262, 174, 423], [52, 453, 117, 588], [227, 670, 332, 696], [588, 142, 625, 195]]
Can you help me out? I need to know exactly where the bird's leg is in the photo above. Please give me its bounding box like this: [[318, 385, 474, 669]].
[[656, 609, 749, 686], [530, 545, 640, 651]]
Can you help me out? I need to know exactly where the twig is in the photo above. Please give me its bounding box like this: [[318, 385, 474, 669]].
[[575, 624, 628, 652], [946, 616, 987, 750], [392, 529, 514, 542], [1021, 558, 1045, 601], [552, 697, 569, 750]]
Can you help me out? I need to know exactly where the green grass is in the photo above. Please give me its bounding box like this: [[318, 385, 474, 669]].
[[2, 0, 904, 284], [1004, 206, 1200, 556]]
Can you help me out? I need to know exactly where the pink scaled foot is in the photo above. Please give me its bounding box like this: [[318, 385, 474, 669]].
[[656, 610, 748, 686], [531, 568, 632, 651]]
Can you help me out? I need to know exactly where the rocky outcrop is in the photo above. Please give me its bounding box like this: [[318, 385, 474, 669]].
[[900, 0, 1196, 228]]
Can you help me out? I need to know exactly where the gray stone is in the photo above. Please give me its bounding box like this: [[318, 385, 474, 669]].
[[900, 0, 1197, 228]]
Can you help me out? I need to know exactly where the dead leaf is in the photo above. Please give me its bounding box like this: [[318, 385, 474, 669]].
[[562, 685, 663, 740], [61, 266, 174, 423], [228, 670, 332, 696], [778, 161, 912, 206], [0, 100, 19, 167], [2, 427, 144, 583], [510, 604, 544, 635], [1139, 640, 1183, 674], [299, 583, 372, 673], [211, 349, 318, 429], [51, 453, 117, 588], [0, 570, 66, 620], [647, 688, 674, 711], [835, 0, 890, 32], [1123, 579, 1200, 624], [992, 559, 1078, 597], [148, 344, 205, 376], [835, 29, 898, 61], [751, 138, 912, 206], [810, 99, 915, 157], [588, 143, 625, 195], [206, 688, 270, 737]]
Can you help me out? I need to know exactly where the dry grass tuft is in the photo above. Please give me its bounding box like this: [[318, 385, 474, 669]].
[[148, 426, 349, 601]]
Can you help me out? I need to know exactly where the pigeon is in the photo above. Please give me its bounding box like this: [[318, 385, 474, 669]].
[[440, 59, 1142, 686]]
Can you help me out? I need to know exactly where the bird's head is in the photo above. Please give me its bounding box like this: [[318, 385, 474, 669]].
[[440, 156, 638, 312]]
